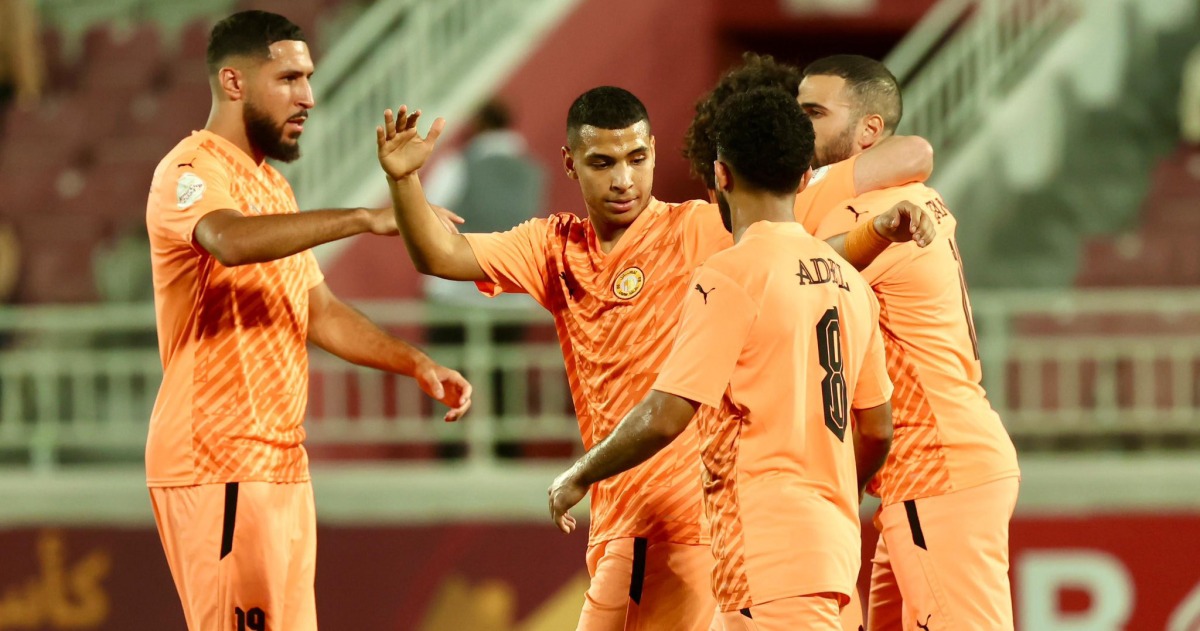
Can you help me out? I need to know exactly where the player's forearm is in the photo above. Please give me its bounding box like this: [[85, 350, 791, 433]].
[[852, 403, 894, 492], [196, 208, 371, 267], [854, 135, 934, 195], [570, 392, 695, 487], [309, 295, 428, 377], [387, 175, 479, 280], [825, 220, 891, 271]]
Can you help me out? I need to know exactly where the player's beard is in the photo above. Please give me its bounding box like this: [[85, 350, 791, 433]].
[[716, 189, 733, 234], [814, 123, 856, 168], [244, 100, 301, 163]]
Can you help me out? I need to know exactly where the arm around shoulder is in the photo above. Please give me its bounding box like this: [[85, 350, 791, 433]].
[[853, 135, 934, 195]]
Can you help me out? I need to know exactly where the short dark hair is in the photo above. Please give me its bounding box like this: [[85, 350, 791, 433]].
[[714, 87, 814, 196], [565, 86, 650, 148], [802, 54, 902, 133], [685, 52, 802, 189], [206, 11, 306, 75]]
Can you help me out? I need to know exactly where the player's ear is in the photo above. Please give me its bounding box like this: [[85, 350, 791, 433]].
[[561, 146, 578, 180], [714, 161, 732, 192], [217, 66, 245, 102], [859, 113, 886, 150], [796, 167, 814, 194]]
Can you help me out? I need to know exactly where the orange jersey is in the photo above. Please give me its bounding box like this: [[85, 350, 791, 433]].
[[813, 183, 1019, 505], [465, 199, 731, 546], [795, 155, 860, 233], [654, 221, 893, 612], [145, 130, 324, 487]]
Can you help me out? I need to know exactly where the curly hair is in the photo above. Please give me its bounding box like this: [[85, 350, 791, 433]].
[[684, 52, 802, 190], [714, 87, 814, 196]]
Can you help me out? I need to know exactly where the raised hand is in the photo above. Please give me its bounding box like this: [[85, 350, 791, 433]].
[[873, 200, 935, 248], [376, 106, 446, 180]]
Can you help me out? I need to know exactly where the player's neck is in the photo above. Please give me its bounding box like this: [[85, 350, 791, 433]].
[[729, 194, 795, 243], [205, 108, 267, 165], [592, 221, 629, 254]]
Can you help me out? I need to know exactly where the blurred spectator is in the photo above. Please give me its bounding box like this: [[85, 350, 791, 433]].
[[423, 98, 546, 308], [422, 99, 545, 448], [0, 0, 45, 115], [1182, 43, 1200, 147]]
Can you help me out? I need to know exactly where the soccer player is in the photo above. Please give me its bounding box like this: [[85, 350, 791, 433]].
[[375, 85, 925, 630], [800, 55, 1022, 630], [548, 87, 895, 631], [684, 52, 935, 234], [683, 54, 939, 628], [145, 12, 471, 631]]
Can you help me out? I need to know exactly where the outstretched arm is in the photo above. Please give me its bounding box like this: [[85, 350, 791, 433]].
[[308, 281, 472, 422], [547, 391, 699, 533], [377, 107, 489, 281], [854, 135, 934, 195], [194, 206, 396, 267]]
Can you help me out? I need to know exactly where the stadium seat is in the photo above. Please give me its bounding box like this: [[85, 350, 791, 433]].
[[80, 24, 166, 90], [10, 213, 108, 303]]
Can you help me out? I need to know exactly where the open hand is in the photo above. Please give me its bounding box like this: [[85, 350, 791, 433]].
[[413, 360, 473, 422], [873, 200, 935, 247], [548, 469, 587, 534], [376, 106, 446, 180]]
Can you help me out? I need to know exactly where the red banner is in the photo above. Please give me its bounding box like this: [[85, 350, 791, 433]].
[[0, 514, 1198, 630]]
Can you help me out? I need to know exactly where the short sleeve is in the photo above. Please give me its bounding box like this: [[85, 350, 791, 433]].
[[302, 249, 324, 290], [852, 302, 894, 410], [653, 265, 758, 408], [147, 150, 241, 250], [462, 218, 553, 307], [794, 154, 859, 233], [679, 202, 734, 266]]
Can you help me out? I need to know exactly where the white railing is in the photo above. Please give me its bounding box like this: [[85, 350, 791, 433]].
[[284, 0, 580, 211], [3, 291, 1200, 472], [885, 0, 1079, 151], [0, 301, 574, 472]]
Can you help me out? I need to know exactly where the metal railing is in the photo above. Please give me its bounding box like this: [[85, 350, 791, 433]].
[[885, 0, 1079, 152], [3, 290, 1200, 471], [284, 0, 580, 211]]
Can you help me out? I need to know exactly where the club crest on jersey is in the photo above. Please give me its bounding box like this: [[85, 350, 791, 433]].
[[613, 267, 645, 300]]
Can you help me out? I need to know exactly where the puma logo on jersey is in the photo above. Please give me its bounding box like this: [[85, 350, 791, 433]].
[[177, 158, 197, 169], [917, 614, 932, 630], [694, 284, 715, 304], [846, 205, 867, 222], [559, 272, 579, 300]]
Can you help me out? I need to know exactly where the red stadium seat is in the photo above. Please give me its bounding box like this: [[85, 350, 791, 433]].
[[79, 25, 166, 90]]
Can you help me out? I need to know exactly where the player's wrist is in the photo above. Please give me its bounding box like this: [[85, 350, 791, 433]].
[[845, 219, 891, 267]]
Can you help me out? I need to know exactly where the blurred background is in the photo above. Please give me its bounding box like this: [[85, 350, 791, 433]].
[[1, 0, 1199, 628]]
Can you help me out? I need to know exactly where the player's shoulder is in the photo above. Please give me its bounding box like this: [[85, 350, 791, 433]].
[[154, 133, 230, 187]]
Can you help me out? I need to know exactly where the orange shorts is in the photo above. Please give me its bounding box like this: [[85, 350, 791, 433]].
[[150, 481, 317, 631], [578, 537, 715, 631], [710, 593, 843, 631], [867, 476, 1019, 631]]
